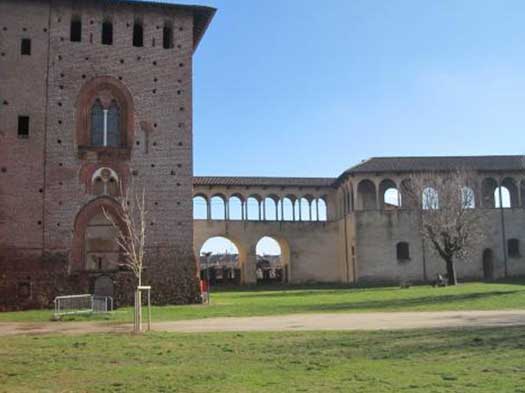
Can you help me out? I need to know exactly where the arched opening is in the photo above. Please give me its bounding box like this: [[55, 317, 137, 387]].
[[246, 196, 260, 221], [379, 179, 400, 209], [193, 195, 208, 220], [256, 236, 289, 283], [494, 186, 511, 208], [200, 237, 241, 286], [228, 195, 243, 220], [264, 197, 278, 221], [357, 179, 377, 210], [317, 198, 327, 221], [422, 187, 439, 210], [299, 197, 310, 221], [210, 195, 226, 220], [282, 197, 294, 221], [85, 212, 119, 272], [461, 186, 476, 209], [132, 19, 144, 47], [482, 248, 494, 280]]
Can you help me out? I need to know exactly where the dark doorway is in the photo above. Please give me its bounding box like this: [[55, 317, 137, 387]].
[[482, 249, 494, 280]]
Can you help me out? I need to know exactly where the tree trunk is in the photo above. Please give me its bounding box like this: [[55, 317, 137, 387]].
[[445, 258, 458, 286]]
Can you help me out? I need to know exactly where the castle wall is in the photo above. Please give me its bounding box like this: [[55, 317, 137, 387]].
[[0, 0, 207, 310], [193, 220, 342, 283], [353, 208, 525, 283]]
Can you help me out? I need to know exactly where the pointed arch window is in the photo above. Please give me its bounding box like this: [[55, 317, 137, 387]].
[[90, 100, 104, 146], [107, 101, 121, 147], [90, 99, 121, 147]]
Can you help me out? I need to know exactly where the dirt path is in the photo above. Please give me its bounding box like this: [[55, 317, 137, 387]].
[[2, 310, 525, 336]]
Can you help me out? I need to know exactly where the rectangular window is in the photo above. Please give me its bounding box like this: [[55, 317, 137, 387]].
[[71, 17, 82, 42], [163, 22, 173, 49], [21, 39, 31, 55], [396, 242, 410, 261], [18, 116, 30, 138], [102, 20, 113, 45], [133, 21, 143, 47], [508, 238, 520, 258]]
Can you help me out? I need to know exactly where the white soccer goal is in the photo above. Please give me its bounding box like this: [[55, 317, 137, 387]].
[[54, 294, 113, 317]]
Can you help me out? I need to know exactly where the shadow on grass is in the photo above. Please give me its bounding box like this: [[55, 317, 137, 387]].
[[212, 277, 525, 296], [265, 289, 525, 314], [293, 326, 525, 359]]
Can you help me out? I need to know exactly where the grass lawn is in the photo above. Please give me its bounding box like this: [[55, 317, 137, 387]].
[[1, 327, 524, 392], [1, 279, 525, 323]]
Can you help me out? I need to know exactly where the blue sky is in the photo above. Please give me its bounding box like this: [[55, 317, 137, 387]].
[[176, 0, 525, 178], [170, 0, 525, 255]]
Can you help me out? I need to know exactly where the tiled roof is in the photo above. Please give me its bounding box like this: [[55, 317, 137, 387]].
[[342, 155, 525, 175], [193, 176, 336, 188]]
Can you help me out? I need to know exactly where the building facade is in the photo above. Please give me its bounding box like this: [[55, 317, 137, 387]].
[[0, 0, 215, 310], [193, 156, 525, 285], [2, 1, 524, 313]]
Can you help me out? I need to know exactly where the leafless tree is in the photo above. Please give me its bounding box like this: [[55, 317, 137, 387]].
[[103, 186, 147, 287], [403, 170, 486, 285], [103, 184, 150, 333]]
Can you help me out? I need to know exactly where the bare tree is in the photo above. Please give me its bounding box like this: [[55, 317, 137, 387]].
[[104, 186, 147, 287], [104, 185, 148, 332], [403, 170, 486, 285]]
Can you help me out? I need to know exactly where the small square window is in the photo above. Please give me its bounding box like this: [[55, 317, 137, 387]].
[[18, 116, 30, 138], [21, 39, 31, 55]]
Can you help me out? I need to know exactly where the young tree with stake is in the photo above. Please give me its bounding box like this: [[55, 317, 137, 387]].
[[104, 185, 147, 332]]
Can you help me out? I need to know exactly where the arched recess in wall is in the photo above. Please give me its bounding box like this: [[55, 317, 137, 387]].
[[357, 179, 377, 210], [399, 179, 417, 209], [481, 177, 498, 208], [199, 236, 242, 286], [71, 197, 124, 272], [255, 236, 291, 283], [76, 76, 134, 150], [379, 179, 400, 209], [193, 194, 208, 219]]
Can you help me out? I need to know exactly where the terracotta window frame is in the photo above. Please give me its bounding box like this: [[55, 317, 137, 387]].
[[76, 76, 134, 158]]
